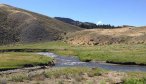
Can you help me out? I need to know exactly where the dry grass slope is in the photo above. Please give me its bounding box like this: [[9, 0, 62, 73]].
[[66, 27, 146, 45], [0, 4, 82, 44]]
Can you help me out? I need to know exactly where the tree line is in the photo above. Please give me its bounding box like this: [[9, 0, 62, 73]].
[[79, 24, 121, 29]]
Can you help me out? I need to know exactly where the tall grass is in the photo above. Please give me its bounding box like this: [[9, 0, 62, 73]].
[[0, 52, 53, 69]]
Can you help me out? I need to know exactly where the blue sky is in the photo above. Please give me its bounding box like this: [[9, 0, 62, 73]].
[[0, 0, 146, 26]]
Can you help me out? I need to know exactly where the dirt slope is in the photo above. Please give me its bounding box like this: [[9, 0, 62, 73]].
[[0, 4, 82, 44], [66, 27, 146, 45]]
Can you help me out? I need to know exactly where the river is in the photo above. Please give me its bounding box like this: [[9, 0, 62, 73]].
[[38, 52, 146, 72]]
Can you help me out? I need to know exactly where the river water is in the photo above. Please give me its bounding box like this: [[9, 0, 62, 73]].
[[38, 52, 146, 72]]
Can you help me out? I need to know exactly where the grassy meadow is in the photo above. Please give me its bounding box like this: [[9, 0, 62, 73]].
[[0, 67, 146, 84], [0, 67, 107, 83], [1, 41, 146, 65], [1, 41, 146, 83], [0, 52, 53, 70]]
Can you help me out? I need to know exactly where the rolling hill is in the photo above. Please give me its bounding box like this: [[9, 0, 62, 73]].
[[0, 4, 82, 44], [54, 17, 122, 29], [66, 27, 146, 45], [54, 17, 97, 29]]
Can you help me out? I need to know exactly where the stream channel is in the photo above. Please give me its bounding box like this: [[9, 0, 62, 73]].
[[38, 52, 146, 72]]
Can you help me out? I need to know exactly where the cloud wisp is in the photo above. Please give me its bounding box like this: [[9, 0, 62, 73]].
[[96, 21, 102, 25]]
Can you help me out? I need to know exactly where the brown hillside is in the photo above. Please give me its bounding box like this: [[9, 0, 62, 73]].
[[66, 27, 146, 45], [0, 4, 82, 44]]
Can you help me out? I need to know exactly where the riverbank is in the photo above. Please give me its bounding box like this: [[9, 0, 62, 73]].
[[1, 67, 146, 84], [0, 42, 146, 83], [1, 52, 146, 73], [0, 52, 54, 70], [1, 41, 146, 66], [0, 67, 129, 84], [38, 52, 146, 72]]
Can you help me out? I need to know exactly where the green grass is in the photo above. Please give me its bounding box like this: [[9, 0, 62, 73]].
[[0, 52, 53, 70], [123, 72, 146, 84], [75, 44, 146, 65], [1, 41, 146, 65], [123, 78, 146, 84]]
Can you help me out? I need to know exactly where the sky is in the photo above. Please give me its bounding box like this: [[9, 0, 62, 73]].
[[0, 0, 146, 26]]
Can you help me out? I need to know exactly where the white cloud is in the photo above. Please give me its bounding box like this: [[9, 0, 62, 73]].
[[96, 21, 102, 25]]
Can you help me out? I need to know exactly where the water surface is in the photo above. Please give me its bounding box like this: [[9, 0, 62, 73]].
[[38, 52, 146, 72]]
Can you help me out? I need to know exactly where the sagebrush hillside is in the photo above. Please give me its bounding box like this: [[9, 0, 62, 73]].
[[66, 27, 146, 45], [0, 4, 82, 44]]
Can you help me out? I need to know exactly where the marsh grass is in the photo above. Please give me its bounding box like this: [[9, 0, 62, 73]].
[[0, 52, 53, 70], [0, 41, 146, 65], [123, 78, 146, 84], [121, 72, 146, 84]]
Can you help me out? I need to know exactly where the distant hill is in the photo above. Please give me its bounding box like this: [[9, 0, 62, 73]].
[[54, 17, 120, 29], [0, 4, 82, 44], [66, 27, 146, 45], [54, 17, 99, 29]]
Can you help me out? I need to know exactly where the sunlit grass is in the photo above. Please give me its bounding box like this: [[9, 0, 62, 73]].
[[0, 52, 53, 69], [0, 41, 146, 65], [123, 72, 146, 84], [0, 67, 105, 82]]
